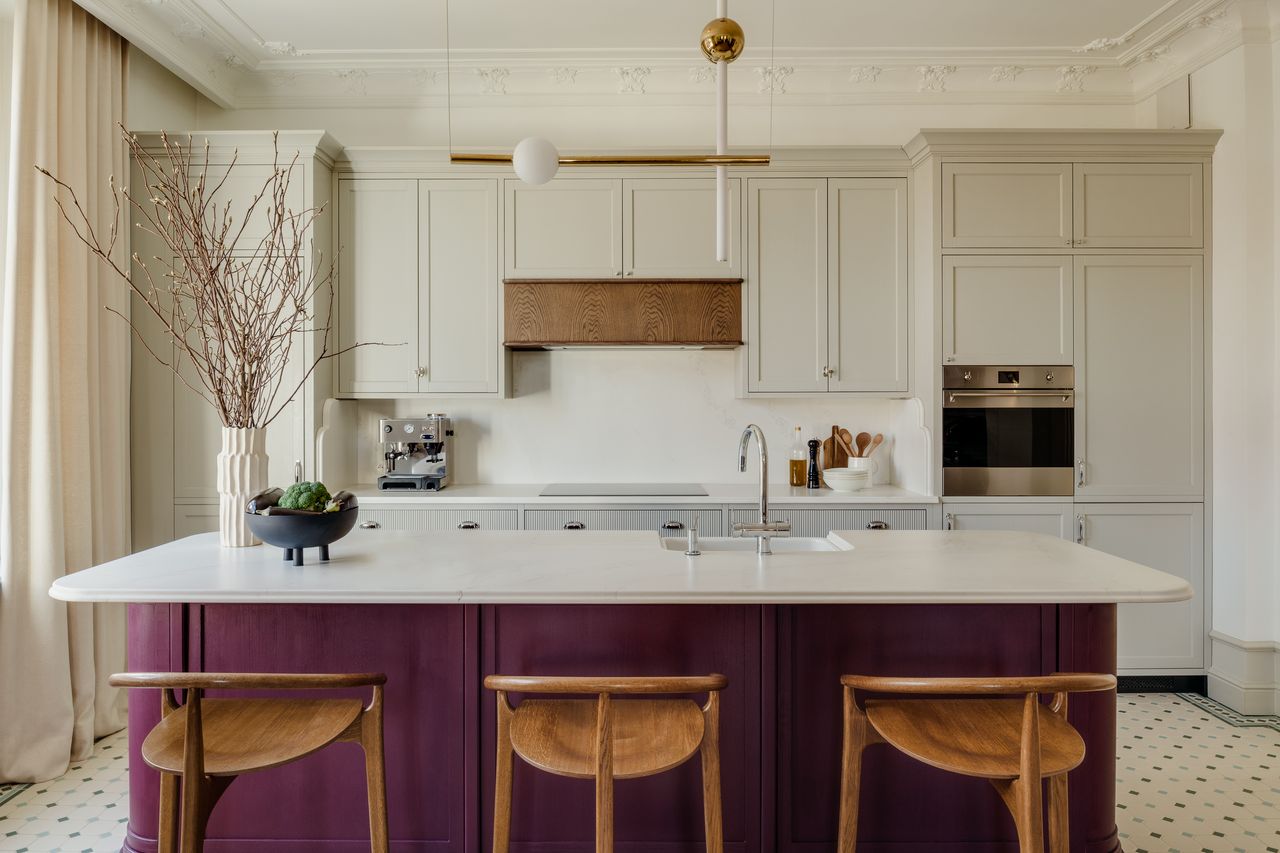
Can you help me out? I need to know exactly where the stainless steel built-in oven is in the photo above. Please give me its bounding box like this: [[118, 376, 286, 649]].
[[942, 365, 1074, 496]]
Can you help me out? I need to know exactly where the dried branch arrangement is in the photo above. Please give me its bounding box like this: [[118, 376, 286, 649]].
[[38, 126, 363, 428]]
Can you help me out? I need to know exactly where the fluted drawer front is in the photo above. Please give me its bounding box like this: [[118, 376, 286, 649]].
[[523, 509, 724, 536], [356, 508, 519, 532], [729, 507, 927, 537]]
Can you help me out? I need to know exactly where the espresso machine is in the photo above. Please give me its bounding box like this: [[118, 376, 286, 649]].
[[377, 415, 453, 491]]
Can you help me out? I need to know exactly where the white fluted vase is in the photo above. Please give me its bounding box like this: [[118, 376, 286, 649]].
[[217, 427, 268, 547]]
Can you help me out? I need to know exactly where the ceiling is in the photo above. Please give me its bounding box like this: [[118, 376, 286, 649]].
[[78, 0, 1244, 108]]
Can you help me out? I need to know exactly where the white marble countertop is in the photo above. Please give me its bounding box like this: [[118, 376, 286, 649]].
[[50, 530, 1190, 606], [342, 483, 938, 505]]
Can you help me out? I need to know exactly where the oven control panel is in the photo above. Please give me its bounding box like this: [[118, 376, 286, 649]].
[[943, 365, 1073, 390]]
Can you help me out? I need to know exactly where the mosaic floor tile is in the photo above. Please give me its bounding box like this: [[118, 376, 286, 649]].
[[1, 694, 1278, 851]]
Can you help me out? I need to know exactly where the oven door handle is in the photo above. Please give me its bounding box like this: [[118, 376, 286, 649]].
[[945, 390, 1074, 407]]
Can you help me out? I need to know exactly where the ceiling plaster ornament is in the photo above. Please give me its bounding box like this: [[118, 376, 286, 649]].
[[476, 67, 510, 94], [335, 68, 368, 95], [916, 65, 957, 92], [411, 68, 439, 87], [757, 65, 794, 94], [267, 70, 298, 88], [1132, 45, 1172, 65], [848, 65, 882, 83], [260, 41, 297, 57], [613, 66, 652, 94], [1075, 35, 1133, 54], [1188, 7, 1230, 29], [172, 19, 207, 41], [989, 65, 1024, 82], [549, 67, 579, 86], [222, 52, 246, 69], [689, 65, 716, 84], [1056, 64, 1096, 93]]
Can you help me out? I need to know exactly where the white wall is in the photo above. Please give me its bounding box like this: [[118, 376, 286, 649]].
[[126, 46, 197, 129]]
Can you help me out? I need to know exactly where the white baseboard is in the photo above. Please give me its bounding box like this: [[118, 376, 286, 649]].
[[1207, 630, 1280, 715]]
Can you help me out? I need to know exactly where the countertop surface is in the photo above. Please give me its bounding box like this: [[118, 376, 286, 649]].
[[344, 483, 938, 505], [50, 530, 1191, 606]]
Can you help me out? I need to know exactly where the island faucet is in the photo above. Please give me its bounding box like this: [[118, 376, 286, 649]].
[[732, 424, 791, 554]]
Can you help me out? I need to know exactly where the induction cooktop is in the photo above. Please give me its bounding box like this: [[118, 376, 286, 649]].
[[539, 483, 709, 497]]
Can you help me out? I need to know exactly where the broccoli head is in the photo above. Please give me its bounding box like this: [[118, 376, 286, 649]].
[[278, 481, 332, 512]]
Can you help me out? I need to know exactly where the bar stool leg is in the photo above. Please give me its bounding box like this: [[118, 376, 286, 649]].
[[700, 692, 723, 853], [493, 693, 515, 853], [1047, 774, 1069, 853], [594, 694, 614, 853], [838, 686, 877, 853], [157, 772, 179, 853], [361, 685, 389, 853]]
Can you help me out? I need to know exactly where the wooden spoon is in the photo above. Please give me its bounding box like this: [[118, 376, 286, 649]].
[[854, 432, 872, 458], [839, 429, 855, 457], [863, 433, 884, 458]]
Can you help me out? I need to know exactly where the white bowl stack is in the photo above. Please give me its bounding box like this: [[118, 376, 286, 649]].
[[823, 467, 871, 492]]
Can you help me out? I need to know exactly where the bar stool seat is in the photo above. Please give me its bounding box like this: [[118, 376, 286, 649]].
[[864, 698, 1086, 780], [510, 698, 705, 779], [141, 698, 365, 776]]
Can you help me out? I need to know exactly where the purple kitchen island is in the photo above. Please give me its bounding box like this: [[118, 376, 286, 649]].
[[51, 529, 1193, 853]]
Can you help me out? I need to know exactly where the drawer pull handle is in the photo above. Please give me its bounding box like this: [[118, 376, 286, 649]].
[[661, 521, 685, 531], [563, 521, 586, 530], [359, 521, 381, 530], [866, 521, 889, 531], [457, 521, 480, 530]]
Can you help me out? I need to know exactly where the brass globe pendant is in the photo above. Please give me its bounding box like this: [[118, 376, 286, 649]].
[[700, 17, 745, 64]]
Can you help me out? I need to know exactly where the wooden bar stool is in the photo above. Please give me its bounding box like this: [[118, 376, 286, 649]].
[[109, 672, 389, 853], [484, 674, 727, 853], [837, 673, 1116, 853]]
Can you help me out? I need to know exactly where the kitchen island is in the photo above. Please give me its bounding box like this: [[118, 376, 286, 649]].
[[52, 529, 1190, 853]]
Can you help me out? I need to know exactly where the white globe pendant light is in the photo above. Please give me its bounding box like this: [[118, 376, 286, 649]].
[[512, 137, 560, 186]]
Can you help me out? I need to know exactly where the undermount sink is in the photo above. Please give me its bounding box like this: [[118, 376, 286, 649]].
[[661, 536, 851, 553]]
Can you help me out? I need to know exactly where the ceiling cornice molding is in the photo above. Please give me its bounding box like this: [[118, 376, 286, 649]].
[[905, 127, 1224, 166]]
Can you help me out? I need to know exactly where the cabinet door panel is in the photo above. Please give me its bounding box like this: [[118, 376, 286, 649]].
[[728, 507, 928, 536], [941, 502, 1072, 539], [623, 178, 741, 277], [1075, 256, 1203, 497], [504, 179, 621, 277], [420, 180, 499, 393], [337, 180, 420, 394], [828, 178, 909, 393], [1078, 504, 1204, 671], [523, 508, 724, 536], [1074, 163, 1203, 248], [942, 256, 1073, 365], [746, 179, 827, 393], [941, 163, 1072, 248], [355, 507, 518, 532]]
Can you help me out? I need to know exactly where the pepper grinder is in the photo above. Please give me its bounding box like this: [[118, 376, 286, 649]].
[[806, 439, 821, 489]]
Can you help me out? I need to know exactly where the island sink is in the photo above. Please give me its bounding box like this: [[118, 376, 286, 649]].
[[660, 535, 850, 553]]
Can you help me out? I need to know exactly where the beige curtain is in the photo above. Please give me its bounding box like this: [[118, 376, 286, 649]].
[[0, 0, 130, 782]]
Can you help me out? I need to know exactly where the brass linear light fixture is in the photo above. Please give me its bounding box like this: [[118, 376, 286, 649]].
[[448, 0, 771, 261]]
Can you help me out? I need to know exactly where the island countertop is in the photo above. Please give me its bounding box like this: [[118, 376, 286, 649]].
[[50, 529, 1191, 605]]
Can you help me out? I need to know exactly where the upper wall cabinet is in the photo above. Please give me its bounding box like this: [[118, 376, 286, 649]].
[[623, 178, 741, 278], [1074, 163, 1203, 248], [745, 177, 909, 396], [942, 163, 1072, 248], [338, 179, 501, 396], [504, 180, 623, 278], [942, 255, 1073, 365], [941, 161, 1204, 248]]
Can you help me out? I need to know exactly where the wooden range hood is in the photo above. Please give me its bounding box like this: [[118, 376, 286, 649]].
[[503, 279, 743, 349]]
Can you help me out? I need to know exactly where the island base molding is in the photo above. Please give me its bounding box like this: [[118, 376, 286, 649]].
[[123, 602, 1120, 853], [1207, 630, 1280, 715]]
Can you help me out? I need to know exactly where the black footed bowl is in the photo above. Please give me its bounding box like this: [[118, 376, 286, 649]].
[[244, 506, 359, 566]]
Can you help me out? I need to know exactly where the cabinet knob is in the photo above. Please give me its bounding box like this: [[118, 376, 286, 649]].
[[625, 270, 635, 276], [563, 521, 586, 530], [414, 366, 428, 378], [943, 513, 954, 531], [821, 366, 835, 379], [359, 521, 381, 530], [457, 521, 480, 530]]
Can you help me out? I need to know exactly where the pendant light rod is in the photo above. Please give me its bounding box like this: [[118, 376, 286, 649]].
[[714, 0, 730, 261], [450, 153, 770, 166]]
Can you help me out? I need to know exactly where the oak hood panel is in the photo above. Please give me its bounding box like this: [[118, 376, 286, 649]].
[[503, 279, 743, 349]]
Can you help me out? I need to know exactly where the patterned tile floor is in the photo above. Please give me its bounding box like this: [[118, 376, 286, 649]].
[[0, 694, 1276, 852]]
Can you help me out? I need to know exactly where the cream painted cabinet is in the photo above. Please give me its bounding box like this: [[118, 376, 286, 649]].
[[418, 180, 500, 394], [338, 179, 500, 396], [828, 179, 909, 393], [941, 163, 1072, 248], [1074, 163, 1203, 248], [1074, 256, 1203, 498], [942, 256, 1072, 365], [941, 502, 1073, 539], [746, 179, 828, 393], [504, 179, 622, 278], [337, 179, 420, 394], [1076, 503, 1205, 672], [622, 178, 741, 278]]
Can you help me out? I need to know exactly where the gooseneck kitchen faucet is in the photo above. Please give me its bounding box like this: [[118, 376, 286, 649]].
[[733, 424, 791, 554]]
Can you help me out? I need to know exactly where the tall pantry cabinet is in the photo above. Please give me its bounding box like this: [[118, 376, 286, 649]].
[[912, 130, 1221, 677]]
